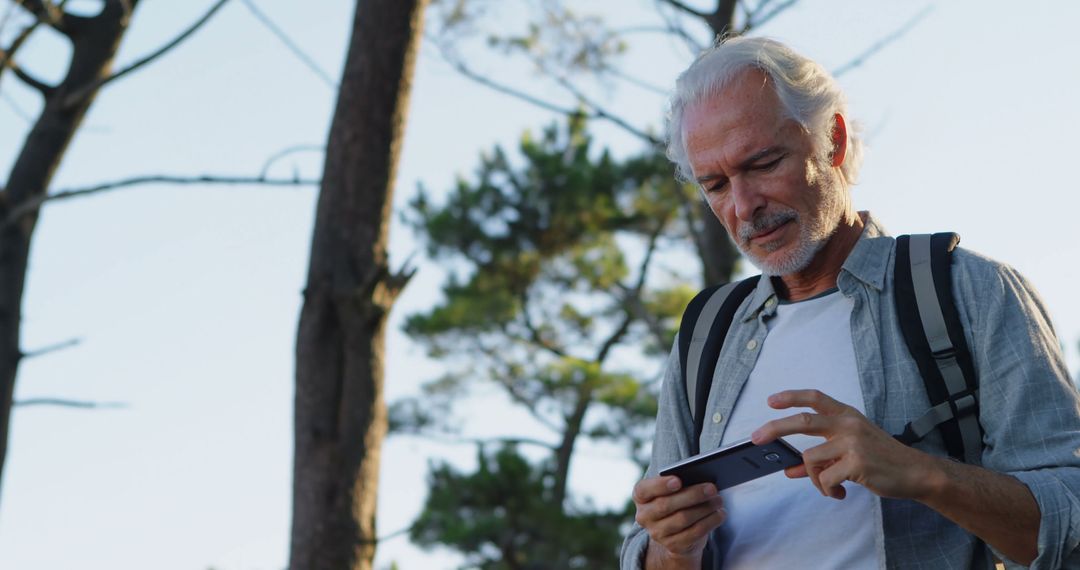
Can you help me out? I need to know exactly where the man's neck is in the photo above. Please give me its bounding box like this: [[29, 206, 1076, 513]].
[[776, 211, 866, 302]]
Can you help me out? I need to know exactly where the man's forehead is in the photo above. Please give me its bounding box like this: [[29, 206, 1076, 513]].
[[684, 70, 802, 159]]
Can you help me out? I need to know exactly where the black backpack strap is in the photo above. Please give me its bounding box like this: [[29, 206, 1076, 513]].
[[678, 275, 761, 455], [894, 233, 982, 464]]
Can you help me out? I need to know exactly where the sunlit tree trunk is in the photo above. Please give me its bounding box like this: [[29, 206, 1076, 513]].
[[288, 0, 427, 568]]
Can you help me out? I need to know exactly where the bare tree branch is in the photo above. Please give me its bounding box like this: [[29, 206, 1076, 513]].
[[13, 398, 127, 409], [595, 311, 633, 364], [62, 0, 231, 109], [606, 67, 668, 96], [0, 2, 18, 33], [519, 290, 569, 359], [0, 89, 32, 122], [652, 0, 706, 56], [7, 60, 54, 95], [833, 5, 933, 77], [12, 0, 74, 36], [396, 431, 558, 451], [20, 337, 81, 360], [747, 0, 797, 31], [475, 340, 564, 433], [547, 72, 662, 145], [615, 221, 670, 351], [371, 526, 410, 545], [430, 35, 662, 146], [656, 0, 708, 20], [2, 173, 319, 231], [239, 0, 336, 89], [0, 18, 41, 72], [596, 220, 669, 362], [259, 144, 325, 178]]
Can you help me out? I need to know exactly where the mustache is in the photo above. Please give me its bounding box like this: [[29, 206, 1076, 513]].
[[737, 209, 798, 243]]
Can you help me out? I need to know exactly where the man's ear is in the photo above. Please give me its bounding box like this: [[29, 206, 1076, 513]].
[[830, 113, 847, 168]]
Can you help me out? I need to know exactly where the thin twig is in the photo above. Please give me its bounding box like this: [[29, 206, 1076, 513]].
[[832, 5, 933, 77], [606, 67, 668, 96], [548, 72, 662, 145], [653, 0, 705, 56], [8, 60, 53, 95], [431, 35, 661, 146], [359, 525, 412, 545], [3, 174, 319, 230], [656, 0, 708, 20], [259, 144, 325, 178], [395, 431, 557, 451], [21, 337, 81, 360], [12, 0, 69, 35], [748, 0, 797, 30], [0, 2, 17, 34], [520, 289, 569, 359], [0, 19, 41, 72], [618, 220, 671, 351], [14, 398, 128, 409], [1, 89, 33, 122], [240, 0, 336, 89], [62, 0, 232, 109]]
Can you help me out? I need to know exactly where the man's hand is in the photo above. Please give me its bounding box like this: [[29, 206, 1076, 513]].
[[749, 389, 1040, 565], [750, 389, 937, 501], [632, 475, 726, 567]]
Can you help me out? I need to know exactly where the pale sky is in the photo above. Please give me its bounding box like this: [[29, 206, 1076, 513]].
[[0, 1, 1078, 569]]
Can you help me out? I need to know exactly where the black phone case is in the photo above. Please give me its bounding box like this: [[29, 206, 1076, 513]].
[[659, 438, 803, 490]]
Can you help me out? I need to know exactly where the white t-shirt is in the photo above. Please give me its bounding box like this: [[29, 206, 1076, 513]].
[[715, 289, 882, 570]]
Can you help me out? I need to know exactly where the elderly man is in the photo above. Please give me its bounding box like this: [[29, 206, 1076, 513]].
[[621, 37, 1080, 569]]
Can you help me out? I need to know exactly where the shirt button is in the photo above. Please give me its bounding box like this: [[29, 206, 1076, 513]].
[[746, 339, 758, 350], [712, 412, 723, 424], [765, 298, 777, 308]]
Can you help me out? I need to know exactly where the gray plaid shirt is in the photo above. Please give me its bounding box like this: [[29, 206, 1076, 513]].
[[622, 215, 1080, 569]]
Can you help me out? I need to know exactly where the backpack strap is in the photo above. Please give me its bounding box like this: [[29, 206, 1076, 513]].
[[678, 275, 760, 455], [893, 233, 983, 464]]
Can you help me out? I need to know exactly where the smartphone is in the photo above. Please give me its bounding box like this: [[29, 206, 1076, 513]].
[[659, 437, 803, 490]]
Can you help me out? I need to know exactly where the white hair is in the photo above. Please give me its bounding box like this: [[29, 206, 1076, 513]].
[[667, 36, 863, 185]]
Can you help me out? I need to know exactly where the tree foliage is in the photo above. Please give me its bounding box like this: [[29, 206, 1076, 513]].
[[410, 444, 633, 569], [397, 117, 699, 564]]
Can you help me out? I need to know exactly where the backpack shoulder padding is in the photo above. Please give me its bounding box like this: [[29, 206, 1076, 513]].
[[678, 275, 760, 455]]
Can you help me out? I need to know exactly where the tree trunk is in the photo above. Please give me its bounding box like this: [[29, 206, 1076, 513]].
[[695, 0, 742, 286], [552, 389, 591, 509], [288, 1, 427, 569], [0, 0, 138, 508]]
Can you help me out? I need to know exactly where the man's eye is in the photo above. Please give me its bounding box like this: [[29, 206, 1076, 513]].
[[756, 156, 783, 171], [705, 180, 728, 194]]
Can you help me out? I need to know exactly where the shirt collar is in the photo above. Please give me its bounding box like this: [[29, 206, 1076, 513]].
[[738, 211, 891, 322], [839, 212, 892, 292]]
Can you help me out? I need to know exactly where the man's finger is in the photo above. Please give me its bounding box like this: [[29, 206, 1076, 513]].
[[767, 389, 851, 415], [816, 457, 852, 499], [636, 482, 719, 527], [752, 411, 835, 444], [632, 475, 682, 504], [651, 498, 725, 540], [784, 464, 808, 478], [654, 507, 728, 556]]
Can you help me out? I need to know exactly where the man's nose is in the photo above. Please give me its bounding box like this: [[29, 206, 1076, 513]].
[[731, 179, 766, 222]]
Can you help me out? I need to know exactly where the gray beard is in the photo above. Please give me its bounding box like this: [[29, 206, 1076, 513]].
[[735, 175, 845, 277]]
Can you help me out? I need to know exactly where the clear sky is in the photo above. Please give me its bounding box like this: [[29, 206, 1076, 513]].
[[0, 1, 1078, 569]]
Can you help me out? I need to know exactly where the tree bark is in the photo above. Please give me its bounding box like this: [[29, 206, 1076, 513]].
[[552, 389, 590, 509], [696, 0, 741, 285], [288, 1, 427, 569], [0, 0, 139, 508]]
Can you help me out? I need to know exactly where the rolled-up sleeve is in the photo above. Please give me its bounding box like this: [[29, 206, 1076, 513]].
[[955, 250, 1080, 569], [621, 339, 698, 569]]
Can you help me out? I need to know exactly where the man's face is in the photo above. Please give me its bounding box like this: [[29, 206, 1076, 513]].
[[683, 69, 847, 276]]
